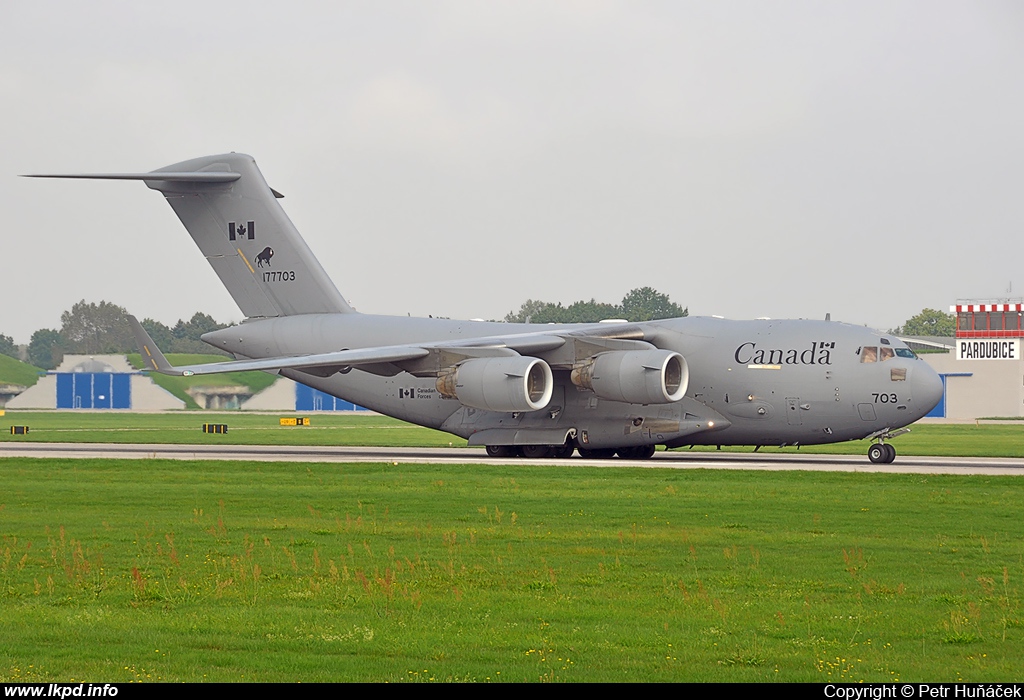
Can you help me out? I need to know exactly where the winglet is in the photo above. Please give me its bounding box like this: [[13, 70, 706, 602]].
[[128, 315, 174, 373]]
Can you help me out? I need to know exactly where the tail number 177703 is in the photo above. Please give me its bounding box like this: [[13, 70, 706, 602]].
[[263, 271, 296, 282]]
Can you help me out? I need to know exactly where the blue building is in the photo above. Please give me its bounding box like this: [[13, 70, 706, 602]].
[[56, 370, 132, 409], [241, 377, 370, 412], [294, 383, 368, 411], [6, 355, 185, 411]]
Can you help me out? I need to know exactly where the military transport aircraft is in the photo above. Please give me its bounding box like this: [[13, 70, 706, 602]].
[[28, 153, 944, 463]]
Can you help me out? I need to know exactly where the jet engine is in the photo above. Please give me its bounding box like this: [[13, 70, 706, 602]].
[[571, 349, 688, 404], [436, 356, 553, 412]]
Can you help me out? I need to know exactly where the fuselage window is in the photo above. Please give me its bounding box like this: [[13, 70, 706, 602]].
[[861, 346, 878, 363], [880, 347, 895, 362], [895, 348, 916, 359]]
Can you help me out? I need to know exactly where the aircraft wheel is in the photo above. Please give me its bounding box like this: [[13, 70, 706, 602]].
[[867, 443, 887, 464], [485, 445, 515, 458], [884, 444, 896, 463], [520, 444, 553, 459], [635, 444, 656, 460], [553, 442, 575, 458], [616, 447, 637, 459], [578, 447, 616, 459]]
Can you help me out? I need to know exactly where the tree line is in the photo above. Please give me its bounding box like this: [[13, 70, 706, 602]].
[[2, 289, 689, 369], [503, 287, 687, 324], [888, 308, 955, 337], [1, 300, 231, 370], [1, 294, 956, 371]]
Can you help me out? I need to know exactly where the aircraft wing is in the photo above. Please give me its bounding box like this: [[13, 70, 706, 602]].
[[128, 316, 647, 377]]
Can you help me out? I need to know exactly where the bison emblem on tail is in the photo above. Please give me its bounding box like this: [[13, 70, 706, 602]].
[[255, 247, 274, 268]]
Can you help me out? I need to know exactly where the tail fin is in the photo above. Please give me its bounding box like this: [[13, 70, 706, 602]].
[[28, 153, 353, 318], [148, 153, 353, 317]]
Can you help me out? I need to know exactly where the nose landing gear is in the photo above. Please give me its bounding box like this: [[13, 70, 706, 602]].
[[865, 427, 909, 464], [868, 442, 896, 464]]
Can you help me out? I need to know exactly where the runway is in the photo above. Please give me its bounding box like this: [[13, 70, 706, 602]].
[[1, 442, 1023, 476]]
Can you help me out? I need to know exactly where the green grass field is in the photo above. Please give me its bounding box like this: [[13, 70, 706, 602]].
[[0, 356, 44, 389], [1, 414, 1022, 681], [0, 458, 1022, 682]]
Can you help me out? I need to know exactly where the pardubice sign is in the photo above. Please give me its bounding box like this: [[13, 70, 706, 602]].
[[957, 339, 1020, 361]]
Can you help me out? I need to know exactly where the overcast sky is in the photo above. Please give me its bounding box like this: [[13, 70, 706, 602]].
[[3, 1, 1022, 343]]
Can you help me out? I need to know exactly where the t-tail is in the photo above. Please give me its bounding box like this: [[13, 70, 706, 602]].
[[26, 153, 353, 318]]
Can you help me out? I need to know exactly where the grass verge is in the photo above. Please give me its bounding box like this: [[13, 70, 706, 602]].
[[0, 412, 465, 447]]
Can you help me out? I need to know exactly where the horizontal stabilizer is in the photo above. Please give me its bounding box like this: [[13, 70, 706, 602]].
[[22, 172, 240, 183], [26, 153, 350, 317]]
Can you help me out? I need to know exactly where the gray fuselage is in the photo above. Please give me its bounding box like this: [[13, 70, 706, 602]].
[[202, 313, 943, 450]]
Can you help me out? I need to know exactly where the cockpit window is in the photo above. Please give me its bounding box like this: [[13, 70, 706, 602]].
[[865, 344, 916, 363]]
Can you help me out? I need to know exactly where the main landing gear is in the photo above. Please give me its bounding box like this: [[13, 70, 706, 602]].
[[867, 442, 896, 464], [485, 443, 656, 460], [612, 445, 656, 460], [485, 443, 575, 459]]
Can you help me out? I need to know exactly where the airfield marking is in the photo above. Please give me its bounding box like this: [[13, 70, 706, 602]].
[[1, 442, 1022, 476]]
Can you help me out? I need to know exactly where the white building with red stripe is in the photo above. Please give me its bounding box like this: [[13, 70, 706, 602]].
[[919, 299, 1024, 418], [951, 302, 1024, 339]]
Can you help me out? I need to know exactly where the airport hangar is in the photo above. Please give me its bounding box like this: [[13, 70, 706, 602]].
[[5, 355, 367, 412]]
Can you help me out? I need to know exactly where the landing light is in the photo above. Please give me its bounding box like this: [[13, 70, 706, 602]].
[[708, 421, 715, 428]]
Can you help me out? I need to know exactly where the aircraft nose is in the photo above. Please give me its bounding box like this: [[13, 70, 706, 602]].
[[912, 362, 944, 416]]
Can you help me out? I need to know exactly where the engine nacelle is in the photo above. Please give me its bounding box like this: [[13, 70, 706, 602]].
[[571, 349, 688, 404], [436, 356, 553, 412]]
